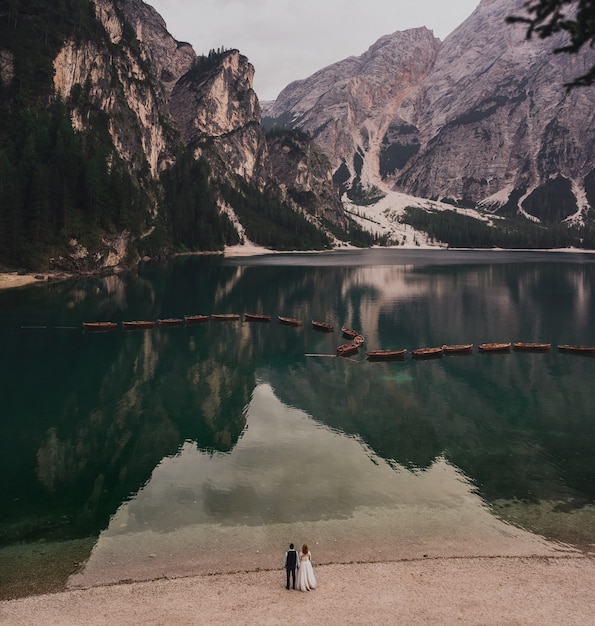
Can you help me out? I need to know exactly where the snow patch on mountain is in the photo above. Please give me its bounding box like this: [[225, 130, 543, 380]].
[[344, 191, 498, 248]]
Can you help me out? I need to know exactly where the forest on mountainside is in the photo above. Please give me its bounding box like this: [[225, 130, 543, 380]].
[[402, 208, 595, 249], [0, 0, 149, 268], [0, 96, 152, 269]]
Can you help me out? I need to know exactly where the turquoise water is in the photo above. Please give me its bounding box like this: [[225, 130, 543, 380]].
[[1, 249, 594, 597]]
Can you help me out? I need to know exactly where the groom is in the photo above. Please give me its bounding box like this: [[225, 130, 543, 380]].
[[283, 543, 299, 590]]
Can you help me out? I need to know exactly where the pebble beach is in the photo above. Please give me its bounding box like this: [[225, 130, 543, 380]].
[[1, 556, 595, 625]]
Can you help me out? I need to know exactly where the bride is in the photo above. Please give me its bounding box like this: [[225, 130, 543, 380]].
[[296, 543, 317, 591]]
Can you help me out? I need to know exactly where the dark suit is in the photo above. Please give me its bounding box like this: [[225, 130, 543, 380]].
[[284, 548, 298, 589]]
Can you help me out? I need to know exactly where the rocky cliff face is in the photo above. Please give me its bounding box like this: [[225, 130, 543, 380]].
[[266, 131, 347, 229], [263, 27, 441, 193], [93, 0, 341, 219], [51, 0, 269, 187], [0, 0, 345, 270], [396, 0, 594, 222], [264, 0, 595, 223], [113, 0, 195, 99], [53, 0, 183, 178], [169, 51, 272, 187]]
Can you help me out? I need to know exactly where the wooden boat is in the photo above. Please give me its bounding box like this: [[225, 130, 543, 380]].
[[412, 346, 444, 359], [157, 318, 184, 326], [278, 316, 303, 327], [184, 314, 209, 324], [354, 335, 365, 346], [83, 321, 118, 332], [336, 342, 359, 357], [210, 313, 240, 321], [366, 349, 407, 361], [123, 320, 155, 330], [244, 313, 272, 322], [341, 327, 359, 339], [513, 342, 551, 352], [558, 344, 595, 355], [478, 342, 511, 352], [312, 320, 334, 332], [442, 344, 473, 354]]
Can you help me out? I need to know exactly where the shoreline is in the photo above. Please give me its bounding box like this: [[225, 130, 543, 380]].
[[2, 245, 594, 291], [1, 555, 594, 625], [0, 273, 46, 290], [0, 271, 75, 291]]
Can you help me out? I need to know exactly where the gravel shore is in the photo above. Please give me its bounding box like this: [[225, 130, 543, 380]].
[[0, 273, 39, 290], [1, 556, 594, 625]]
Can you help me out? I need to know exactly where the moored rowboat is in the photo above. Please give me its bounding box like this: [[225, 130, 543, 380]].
[[184, 314, 209, 324], [157, 318, 184, 326], [123, 320, 155, 330], [312, 320, 334, 332], [443, 344, 473, 354], [278, 316, 303, 327], [211, 314, 240, 321], [412, 346, 443, 359], [558, 344, 595, 355], [366, 349, 406, 361], [513, 342, 551, 352], [341, 327, 359, 339], [353, 335, 365, 346], [83, 321, 118, 332], [478, 342, 511, 352], [245, 313, 271, 322], [336, 342, 359, 357]]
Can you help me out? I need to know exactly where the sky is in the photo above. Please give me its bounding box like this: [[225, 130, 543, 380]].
[[147, 0, 480, 101]]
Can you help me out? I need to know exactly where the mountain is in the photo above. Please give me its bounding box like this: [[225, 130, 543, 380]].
[[2, 0, 594, 272], [263, 0, 595, 229], [0, 0, 348, 272], [263, 27, 441, 194]]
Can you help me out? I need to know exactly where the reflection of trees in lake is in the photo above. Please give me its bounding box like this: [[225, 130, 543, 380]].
[[0, 265, 258, 548], [2, 326, 254, 546]]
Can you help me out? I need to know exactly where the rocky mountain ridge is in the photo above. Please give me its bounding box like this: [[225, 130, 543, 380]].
[[263, 27, 441, 195], [0, 0, 346, 271], [263, 0, 595, 226], [91, 0, 346, 230]]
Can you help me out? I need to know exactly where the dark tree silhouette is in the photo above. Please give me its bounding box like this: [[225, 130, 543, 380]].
[[506, 0, 595, 88]]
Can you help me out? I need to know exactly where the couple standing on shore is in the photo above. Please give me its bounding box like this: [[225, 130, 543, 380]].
[[283, 543, 317, 591]]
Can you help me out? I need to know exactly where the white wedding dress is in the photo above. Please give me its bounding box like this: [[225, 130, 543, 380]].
[[296, 551, 317, 591]]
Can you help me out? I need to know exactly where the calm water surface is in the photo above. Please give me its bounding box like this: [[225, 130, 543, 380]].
[[1, 249, 594, 598]]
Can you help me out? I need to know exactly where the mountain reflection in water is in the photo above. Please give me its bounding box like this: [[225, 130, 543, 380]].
[[1, 250, 594, 597], [69, 383, 570, 590]]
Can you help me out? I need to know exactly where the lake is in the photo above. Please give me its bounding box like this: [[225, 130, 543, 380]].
[[1, 249, 594, 598]]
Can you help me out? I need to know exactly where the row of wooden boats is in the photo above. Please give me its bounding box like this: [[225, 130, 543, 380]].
[[246, 316, 336, 331], [364, 342, 595, 361], [80, 320, 595, 358], [82, 315, 336, 331]]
